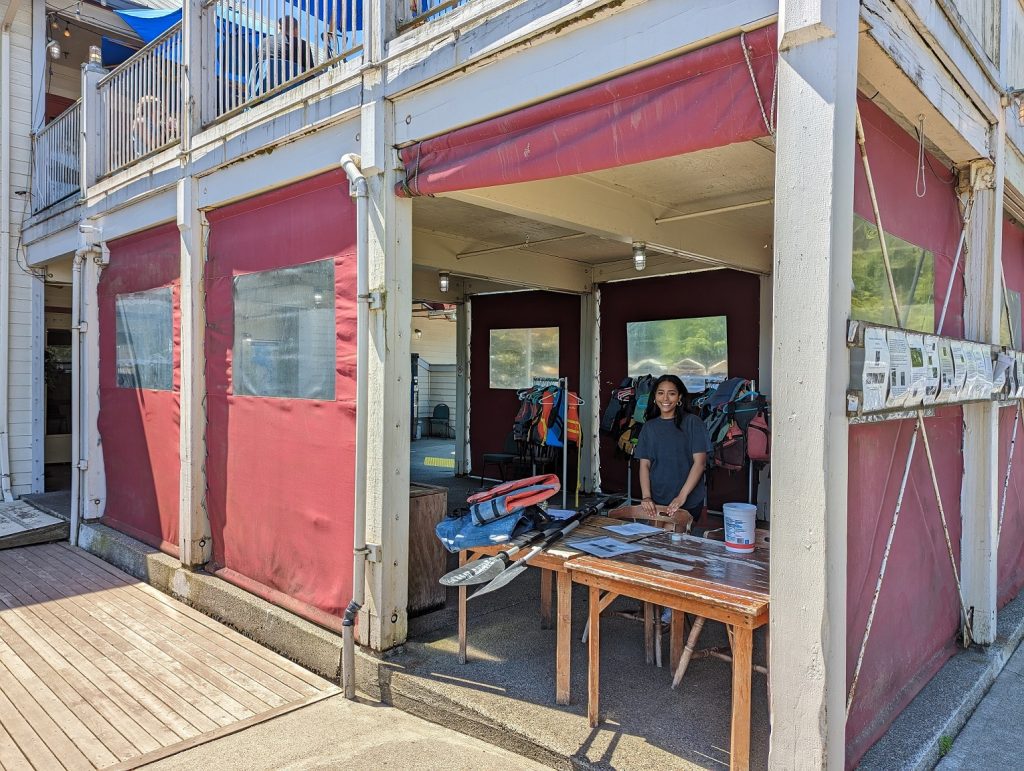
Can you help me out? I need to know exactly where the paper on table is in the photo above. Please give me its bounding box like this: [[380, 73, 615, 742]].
[[886, 329, 911, 408], [545, 508, 576, 520], [566, 537, 645, 558], [603, 522, 663, 537], [862, 327, 890, 412]]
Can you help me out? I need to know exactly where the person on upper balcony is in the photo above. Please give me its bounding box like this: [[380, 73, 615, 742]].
[[249, 16, 317, 101]]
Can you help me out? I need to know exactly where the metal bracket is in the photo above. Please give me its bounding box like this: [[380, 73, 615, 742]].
[[365, 543, 382, 563], [359, 291, 384, 311]]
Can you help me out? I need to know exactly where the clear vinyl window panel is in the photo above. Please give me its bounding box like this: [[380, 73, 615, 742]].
[[851, 215, 936, 333], [115, 287, 174, 390], [488, 327, 559, 389], [1002, 288, 1023, 349], [626, 317, 728, 393], [232, 259, 336, 400]]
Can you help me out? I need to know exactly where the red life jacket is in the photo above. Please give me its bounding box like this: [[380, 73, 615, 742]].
[[466, 474, 561, 525]]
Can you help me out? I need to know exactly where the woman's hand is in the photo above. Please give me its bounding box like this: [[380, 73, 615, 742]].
[[666, 497, 685, 515], [641, 498, 656, 516]]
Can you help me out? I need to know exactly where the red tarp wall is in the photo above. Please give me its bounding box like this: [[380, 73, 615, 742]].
[[98, 224, 181, 555], [469, 292, 580, 481], [846, 97, 966, 765], [205, 170, 357, 631], [999, 217, 1024, 606], [597, 270, 761, 502], [397, 26, 776, 196]]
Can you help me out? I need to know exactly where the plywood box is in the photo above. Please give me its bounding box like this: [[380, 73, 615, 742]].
[[409, 483, 448, 615]]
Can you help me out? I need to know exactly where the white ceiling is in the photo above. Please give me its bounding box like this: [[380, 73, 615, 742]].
[[412, 139, 776, 271]]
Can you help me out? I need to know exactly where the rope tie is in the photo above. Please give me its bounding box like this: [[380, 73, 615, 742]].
[[740, 31, 776, 136], [915, 115, 927, 198]]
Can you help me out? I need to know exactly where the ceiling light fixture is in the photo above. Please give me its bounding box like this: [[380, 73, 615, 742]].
[[88, 45, 102, 65], [438, 271, 450, 293], [632, 241, 647, 272]]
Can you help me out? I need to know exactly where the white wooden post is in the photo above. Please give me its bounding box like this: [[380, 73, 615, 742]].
[[360, 95, 413, 650], [177, 177, 211, 567], [770, 1, 858, 766], [455, 298, 470, 475], [579, 289, 600, 493], [81, 246, 106, 520], [961, 155, 1003, 645], [79, 63, 104, 190]]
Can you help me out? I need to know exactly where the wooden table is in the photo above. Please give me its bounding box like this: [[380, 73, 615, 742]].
[[568, 532, 769, 771], [457, 515, 639, 705]]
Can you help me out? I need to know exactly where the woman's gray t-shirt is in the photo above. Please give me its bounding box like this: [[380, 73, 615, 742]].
[[634, 413, 712, 512]]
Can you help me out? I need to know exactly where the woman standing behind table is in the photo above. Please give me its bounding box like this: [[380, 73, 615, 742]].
[[635, 374, 712, 529]]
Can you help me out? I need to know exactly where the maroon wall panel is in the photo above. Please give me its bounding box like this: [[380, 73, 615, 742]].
[[846, 97, 966, 765], [469, 292, 581, 483], [999, 217, 1024, 606], [98, 224, 181, 555], [597, 270, 761, 499], [205, 170, 357, 631]]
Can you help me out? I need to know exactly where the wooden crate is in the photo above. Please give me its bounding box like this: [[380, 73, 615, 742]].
[[409, 483, 449, 615]]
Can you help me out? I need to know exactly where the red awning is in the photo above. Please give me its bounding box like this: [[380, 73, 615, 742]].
[[397, 25, 777, 197]]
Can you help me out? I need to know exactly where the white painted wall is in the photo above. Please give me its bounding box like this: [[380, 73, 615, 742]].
[[4, 0, 44, 494], [410, 313, 456, 364]]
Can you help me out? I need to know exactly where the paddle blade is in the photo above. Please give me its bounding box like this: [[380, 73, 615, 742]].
[[439, 556, 507, 587], [467, 562, 529, 601]]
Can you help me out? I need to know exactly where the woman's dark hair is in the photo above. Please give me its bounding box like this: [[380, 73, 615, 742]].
[[643, 374, 691, 430]]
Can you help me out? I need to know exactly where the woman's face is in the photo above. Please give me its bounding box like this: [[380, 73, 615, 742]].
[[654, 382, 681, 416]]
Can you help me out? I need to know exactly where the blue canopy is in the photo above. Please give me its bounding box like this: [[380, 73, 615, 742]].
[[100, 36, 138, 67], [115, 8, 182, 43]]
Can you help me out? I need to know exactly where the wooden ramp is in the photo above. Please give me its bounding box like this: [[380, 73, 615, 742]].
[[0, 543, 340, 770], [0, 502, 68, 550]]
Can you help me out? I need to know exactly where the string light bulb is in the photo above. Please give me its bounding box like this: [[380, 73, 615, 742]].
[[63, 22, 71, 38]]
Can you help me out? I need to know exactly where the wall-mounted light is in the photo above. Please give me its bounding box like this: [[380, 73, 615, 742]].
[[47, 39, 61, 60], [438, 271, 450, 293], [88, 45, 102, 65], [414, 328, 422, 339], [632, 241, 647, 272]]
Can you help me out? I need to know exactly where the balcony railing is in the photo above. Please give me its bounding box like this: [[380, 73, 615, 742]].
[[31, 100, 81, 213], [399, 0, 472, 30], [98, 22, 184, 175], [206, 0, 362, 121]]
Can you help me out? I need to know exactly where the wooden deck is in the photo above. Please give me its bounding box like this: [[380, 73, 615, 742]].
[[0, 543, 340, 770]]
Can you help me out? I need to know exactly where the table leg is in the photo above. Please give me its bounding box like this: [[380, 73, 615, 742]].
[[670, 611, 685, 671], [540, 568, 553, 629], [643, 602, 654, 665], [556, 571, 571, 705], [729, 625, 753, 771], [671, 617, 706, 688], [458, 552, 467, 665], [588, 585, 601, 728]]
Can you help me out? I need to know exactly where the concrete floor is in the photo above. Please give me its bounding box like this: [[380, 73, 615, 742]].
[[937, 641, 1024, 770], [149, 694, 548, 770], [398, 569, 770, 770]]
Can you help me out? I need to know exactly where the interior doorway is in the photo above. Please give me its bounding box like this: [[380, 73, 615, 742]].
[[44, 282, 73, 491]]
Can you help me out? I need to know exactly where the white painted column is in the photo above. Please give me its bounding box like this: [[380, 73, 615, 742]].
[[81, 248, 106, 520], [454, 298, 470, 475], [360, 93, 413, 651], [961, 156, 1002, 645], [579, 289, 600, 493], [770, 2, 858, 767], [177, 177, 211, 567], [758, 274, 773, 395], [79, 64, 105, 190]]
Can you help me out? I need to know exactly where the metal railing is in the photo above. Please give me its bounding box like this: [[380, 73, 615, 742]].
[[97, 21, 184, 175], [31, 99, 82, 213], [206, 0, 362, 121], [399, 0, 473, 29]]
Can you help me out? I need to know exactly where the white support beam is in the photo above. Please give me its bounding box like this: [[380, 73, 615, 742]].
[[390, 0, 777, 144], [579, 289, 600, 493], [361, 99, 413, 651], [758, 274, 773, 394], [177, 177, 212, 567], [81, 251, 105, 519], [769, 1, 858, 767], [446, 177, 773, 275], [961, 155, 1003, 645], [860, 0, 991, 163], [413, 228, 593, 293]]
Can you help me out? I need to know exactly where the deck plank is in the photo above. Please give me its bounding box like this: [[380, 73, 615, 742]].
[[0, 543, 339, 770]]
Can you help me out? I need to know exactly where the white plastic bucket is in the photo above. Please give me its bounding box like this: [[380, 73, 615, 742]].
[[723, 503, 757, 554]]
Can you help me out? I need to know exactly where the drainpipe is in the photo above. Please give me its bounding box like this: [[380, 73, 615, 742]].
[[339, 152, 369, 698], [0, 2, 24, 502]]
